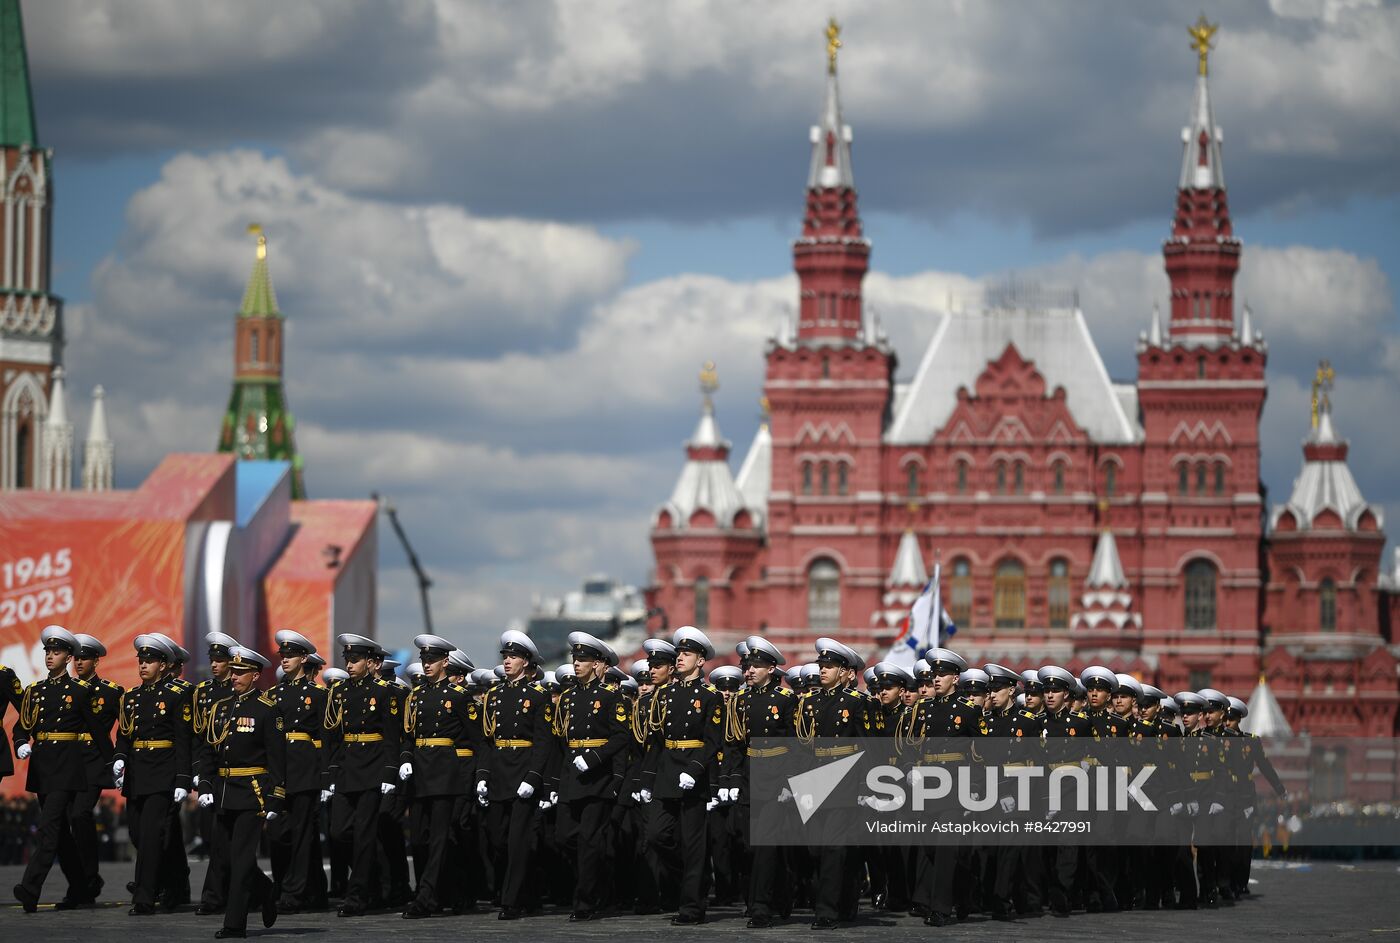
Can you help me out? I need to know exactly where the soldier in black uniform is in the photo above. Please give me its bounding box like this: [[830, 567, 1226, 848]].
[[979, 663, 1044, 919], [369, 656, 413, 908], [479, 629, 552, 919], [1224, 694, 1285, 899], [399, 634, 485, 918], [268, 630, 329, 913], [553, 631, 631, 920], [1190, 688, 1234, 908], [640, 626, 723, 925], [113, 634, 193, 914], [706, 663, 744, 909], [1038, 665, 1093, 917], [152, 633, 195, 909], [203, 647, 285, 938], [1079, 665, 1125, 911], [52, 633, 120, 908], [12, 626, 107, 913], [194, 632, 239, 916], [323, 634, 402, 917], [866, 661, 912, 915], [624, 639, 675, 914], [0, 656, 23, 789]]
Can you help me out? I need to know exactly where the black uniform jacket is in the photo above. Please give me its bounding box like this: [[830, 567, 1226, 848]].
[[208, 687, 287, 814], [721, 678, 796, 801], [325, 675, 403, 793], [479, 676, 553, 801], [113, 677, 193, 796], [555, 675, 631, 802], [0, 664, 23, 779], [272, 674, 330, 795], [642, 675, 724, 800], [401, 676, 485, 798], [15, 672, 106, 793], [191, 676, 235, 785]]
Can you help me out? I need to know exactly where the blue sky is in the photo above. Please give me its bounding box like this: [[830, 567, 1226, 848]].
[[24, 1, 1400, 661]]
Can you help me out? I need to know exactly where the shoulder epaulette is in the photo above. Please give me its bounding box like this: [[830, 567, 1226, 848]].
[[373, 677, 391, 687], [1073, 710, 1089, 719], [704, 683, 718, 693], [956, 695, 975, 707], [259, 690, 278, 707], [1018, 709, 1037, 719], [844, 688, 863, 699], [73, 677, 91, 689], [601, 682, 618, 692], [449, 683, 467, 695], [531, 682, 547, 694], [776, 686, 793, 696]]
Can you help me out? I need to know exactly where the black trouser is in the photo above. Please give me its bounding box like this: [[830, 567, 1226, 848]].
[[220, 808, 273, 933], [916, 840, 959, 917], [1046, 843, 1080, 912], [646, 794, 708, 920], [555, 797, 612, 914], [409, 795, 455, 910], [330, 788, 381, 909], [375, 790, 411, 902], [158, 796, 190, 903], [812, 844, 847, 922], [129, 793, 173, 906], [486, 798, 538, 910], [55, 784, 102, 900], [200, 797, 231, 909], [271, 791, 320, 905], [19, 790, 80, 899]]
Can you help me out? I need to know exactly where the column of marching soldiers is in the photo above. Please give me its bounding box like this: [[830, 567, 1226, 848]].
[[1, 622, 1285, 935]]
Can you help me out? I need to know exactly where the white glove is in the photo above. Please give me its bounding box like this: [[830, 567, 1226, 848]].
[[477, 793, 490, 808], [265, 811, 278, 822], [1243, 806, 1254, 818], [799, 794, 814, 813], [538, 797, 554, 811], [516, 781, 535, 800], [320, 789, 333, 803], [730, 786, 740, 803], [706, 799, 718, 812], [192, 775, 201, 789], [326, 783, 335, 796], [198, 792, 214, 809], [630, 792, 641, 803], [112, 759, 126, 788], [777, 786, 793, 804], [573, 755, 589, 773], [549, 791, 558, 804], [173, 787, 188, 804], [999, 796, 1015, 814], [678, 772, 696, 791], [1187, 801, 1200, 816], [1208, 802, 1224, 815], [639, 788, 653, 804], [1046, 808, 1059, 820], [16, 742, 31, 760], [717, 787, 730, 802], [909, 768, 923, 786], [381, 782, 396, 795], [399, 762, 413, 781], [476, 780, 488, 799], [1170, 802, 1183, 817]]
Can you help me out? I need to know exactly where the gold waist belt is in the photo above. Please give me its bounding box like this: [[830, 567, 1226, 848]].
[[415, 737, 455, 747], [747, 745, 790, 758], [1191, 771, 1214, 781], [133, 739, 174, 750], [456, 748, 475, 758], [1003, 760, 1036, 767], [495, 739, 533, 749], [568, 738, 608, 749], [36, 732, 92, 742], [665, 738, 704, 750], [344, 733, 383, 743], [815, 744, 858, 758], [921, 752, 966, 762], [219, 766, 269, 777], [286, 732, 323, 747]]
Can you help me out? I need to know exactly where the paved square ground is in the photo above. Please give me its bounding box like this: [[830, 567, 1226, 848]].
[[1, 858, 1395, 940]]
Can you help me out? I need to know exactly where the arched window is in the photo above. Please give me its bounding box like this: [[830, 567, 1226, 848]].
[[995, 461, 1007, 494], [1178, 463, 1189, 496], [950, 558, 973, 628], [819, 463, 830, 496], [807, 559, 841, 629], [249, 330, 260, 364], [994, 560, 1026, 629], [1048, 559, 1070, 629], [14, 421, 30, 488], [1319, 578, 1337, 632], [1213, 463, 1225, 496], [801, 462, 812, 495], [1195, 463, 1207, 495], [1184, 559, 1217, 630], [1052, 461, 1065, 495], [956, 460, 969, 495], [837, 462, 848, 496], [906, 464, 919, 497], [821, 355, 830, 379], [693, 576, 710, 629], [1013, 462, 1025, 495], [1103, 463, 1117, 497]]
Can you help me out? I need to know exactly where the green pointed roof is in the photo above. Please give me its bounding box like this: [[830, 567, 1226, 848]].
[[0, 0, 37, 148], [239, 224, 281, 317]]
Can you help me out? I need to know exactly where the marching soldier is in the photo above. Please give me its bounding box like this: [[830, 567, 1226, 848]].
[[479, 629, 552, 920], [979, 663, 1043, 919], [152, 632, 195, 909], [440, 647, 484, 914], [399, 634, 484, 918], [624, 638, 676, 914], [12, 626, 106, 913], [113, 634, 193, 914], [1079, 665, 1125, 911], [866, 661, 912, 914], [641, 626, 723, 925], [1037, 665, 1092, 917], [54, 633, 121, 908], [268, 630, 329, 913], [202, 647, 286, 939], [194, 632, 239, 916], [1224, 695, 1285, 899], [323, 634, 402, 917], [553, 631, 631, 921], [367, 651, 413, 908], [1192, 687, 1236, 908]]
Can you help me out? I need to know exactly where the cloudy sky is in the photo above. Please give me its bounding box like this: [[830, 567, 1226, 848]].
[[27, 0, 1400, 663]]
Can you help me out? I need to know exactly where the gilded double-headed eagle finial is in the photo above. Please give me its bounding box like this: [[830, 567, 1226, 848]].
[[1188, 14, 1218, 77], [826, 18, 842, 74]]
